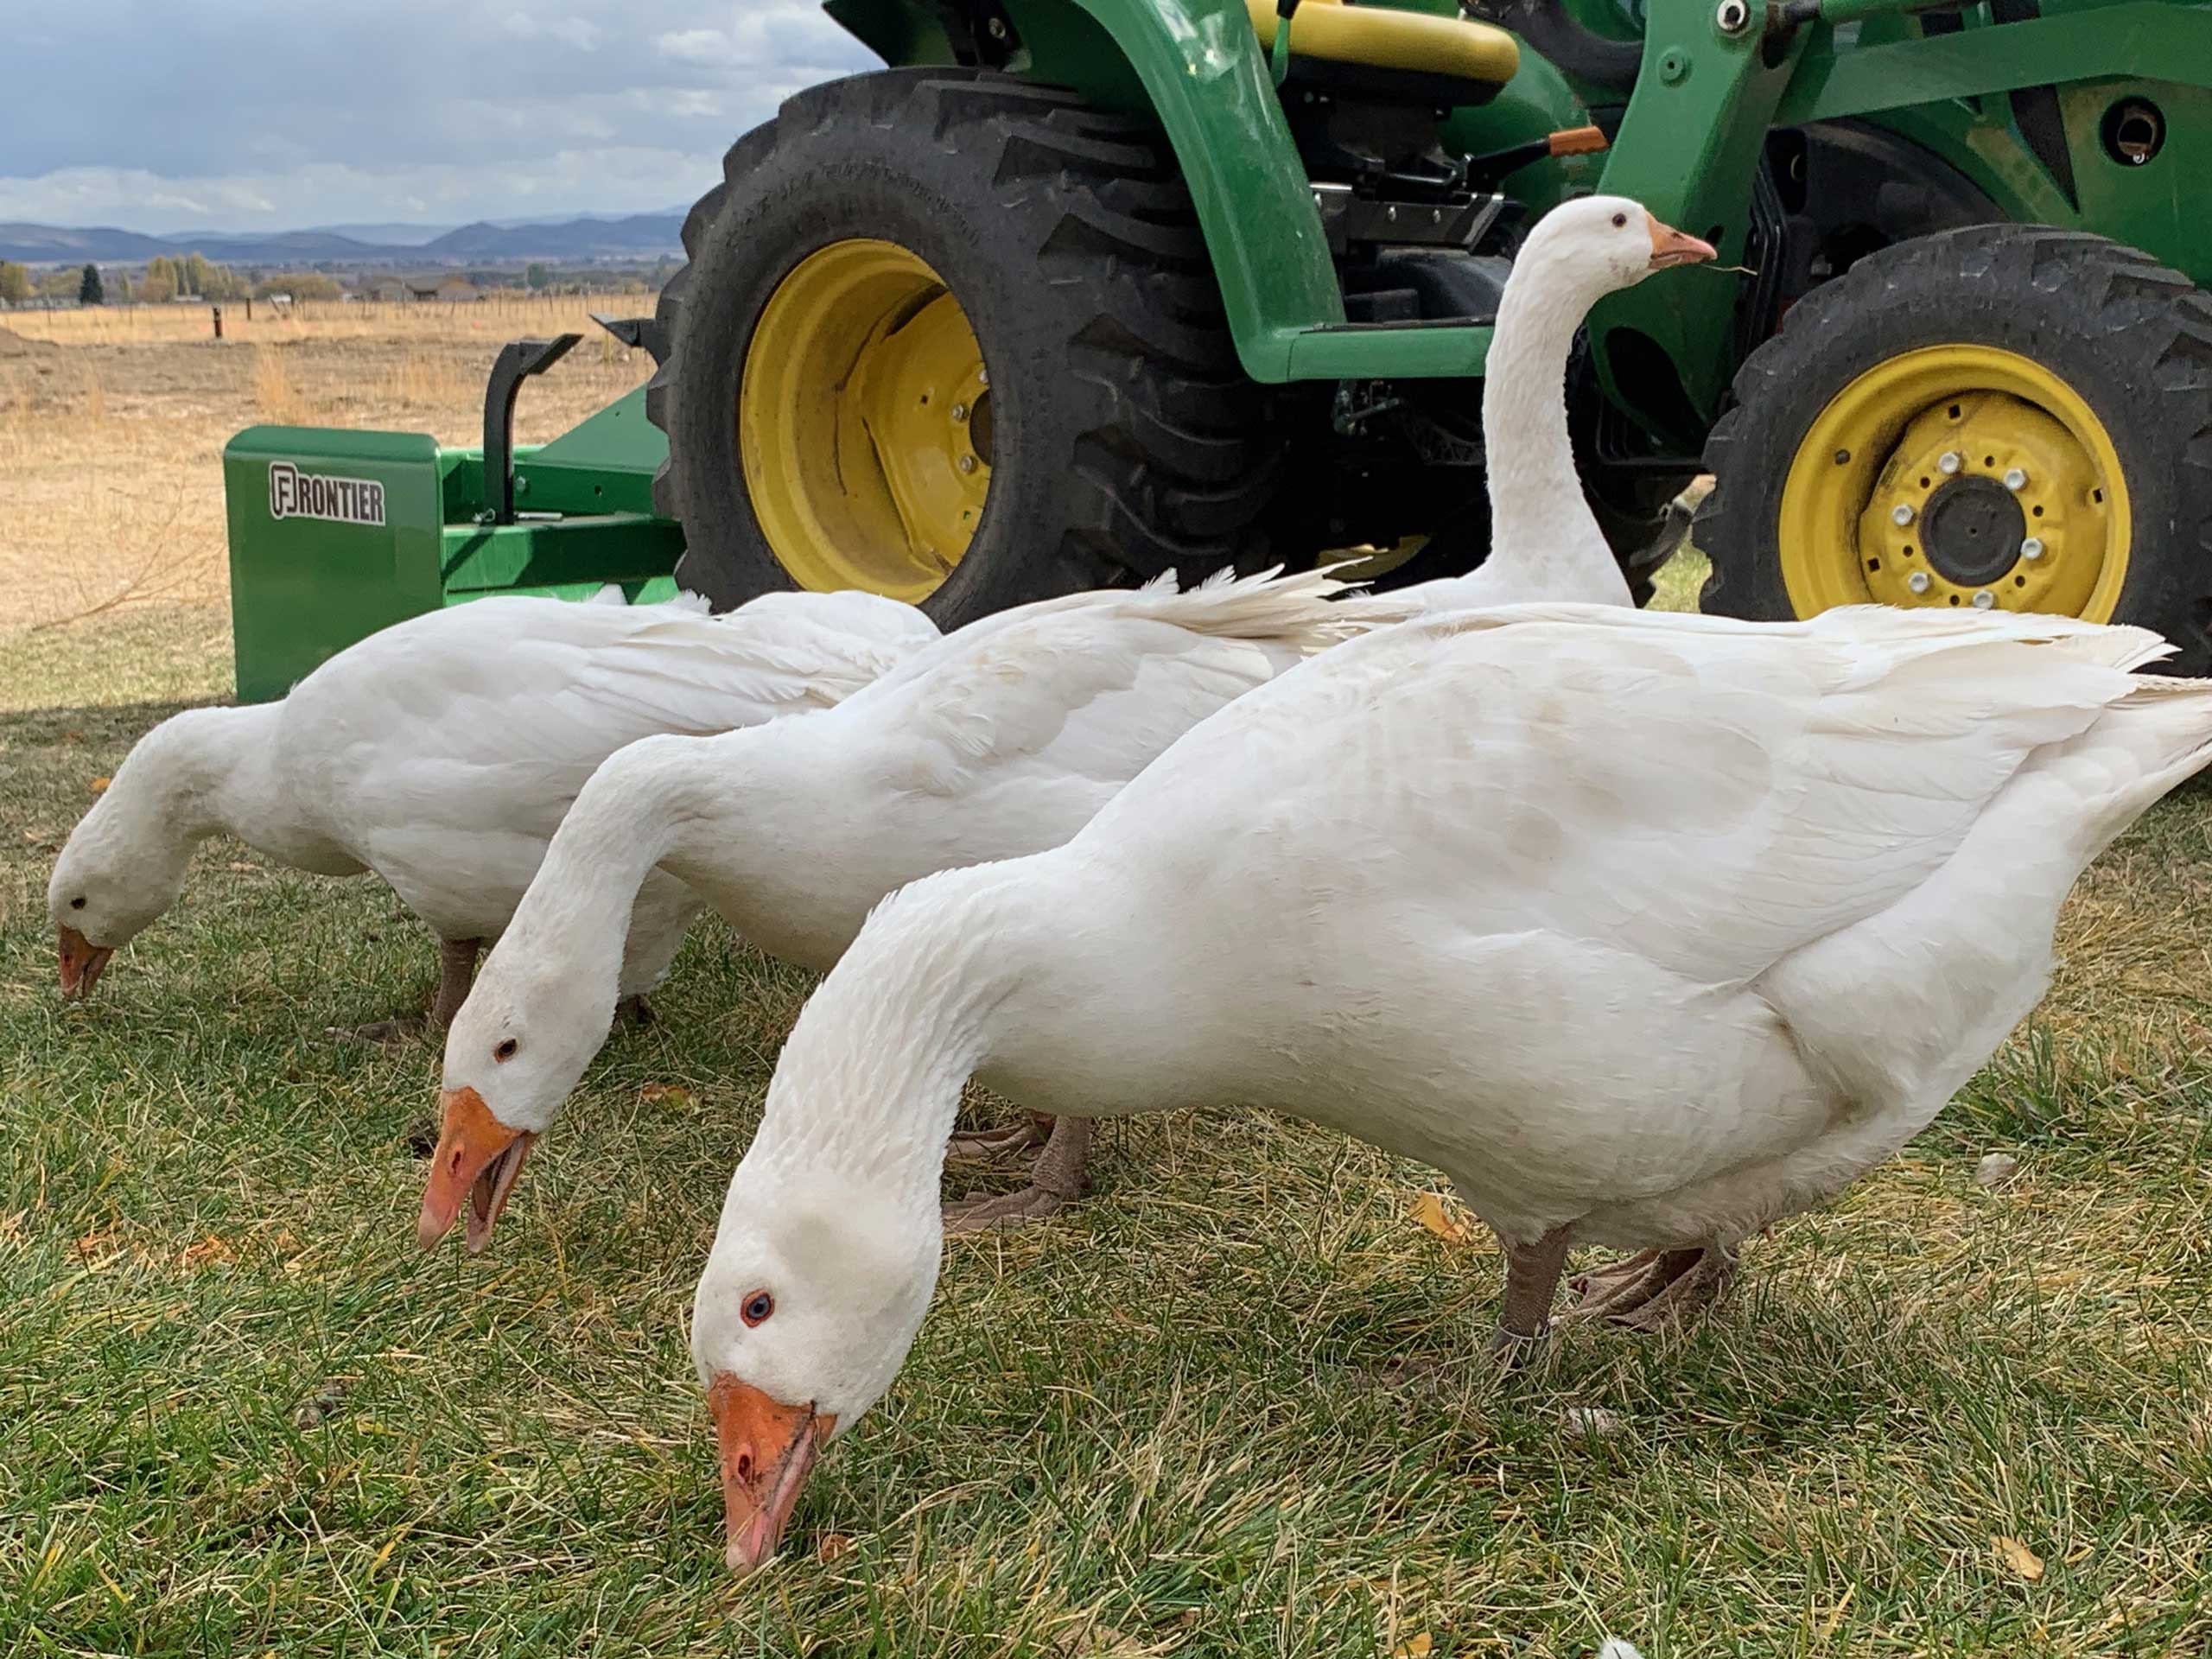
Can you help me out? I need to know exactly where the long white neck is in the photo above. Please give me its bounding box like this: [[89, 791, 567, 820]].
[[107, 704, 277, 849], [744, 863, 1033, 1212], [1477, 264, 1622, 598], [489, 733, 707, 1002]]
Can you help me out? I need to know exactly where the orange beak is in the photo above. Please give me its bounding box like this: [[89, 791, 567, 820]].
[[1647, 215, 1719, 270], [417, 1085, 537, 1253], [58, 925, 115, 1000], [708, 1374, 834, 1576]]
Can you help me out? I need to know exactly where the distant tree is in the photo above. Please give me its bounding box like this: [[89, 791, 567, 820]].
[[524, 262, 553, 291], [139, 256, 177, 303], [37, 265, 79, 299], [78, 263, 105, 305], [113, 270, 134, 303], [177, 251, 250, 301], [198, 259, 250, 302], [0, 261, 29, 303]]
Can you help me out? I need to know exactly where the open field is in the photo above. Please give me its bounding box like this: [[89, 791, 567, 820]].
[[0, 296, 656, 632], [3, 311, 2212, 1654]]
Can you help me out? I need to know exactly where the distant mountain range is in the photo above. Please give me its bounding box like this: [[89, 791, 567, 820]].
[[0, 213, 686, 267]]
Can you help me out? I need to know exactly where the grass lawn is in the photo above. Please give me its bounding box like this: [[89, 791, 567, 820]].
[[4, 566, 2212, 1656]]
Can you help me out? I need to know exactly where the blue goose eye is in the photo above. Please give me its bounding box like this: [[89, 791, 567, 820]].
[[493, 1039, 518, 1062], [741, 1290, 774, 1327], [1612, 212, 1629, 228], [70, 896, 86, 910]]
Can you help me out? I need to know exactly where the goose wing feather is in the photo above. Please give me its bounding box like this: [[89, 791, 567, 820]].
[[1089, 602, 2178, 987], [839, 568, 1402, 798], [283, 592, 932, 855]]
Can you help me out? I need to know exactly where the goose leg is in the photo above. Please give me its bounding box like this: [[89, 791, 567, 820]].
[[1490, 1224, 1572, 1363], [1560, 1244, 1735, 1332], [943, 1116, 1091, 1231], [429, 937, 483, 1028], [333, 936, 481, 1046], [946, 1113, 1053, 1164], [388, 938, 485, 1150]]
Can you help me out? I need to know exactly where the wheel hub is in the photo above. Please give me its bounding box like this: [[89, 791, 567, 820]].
[[1778, 346, 2129, 621], [1918, 474, 2025, 588]]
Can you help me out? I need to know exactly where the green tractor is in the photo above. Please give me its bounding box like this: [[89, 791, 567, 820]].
[[226, 0, 2212, 699]]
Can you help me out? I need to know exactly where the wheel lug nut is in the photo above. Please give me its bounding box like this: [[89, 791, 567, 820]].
[[1891, 503, 1916, 526], [1938, 452, 1962, 475], [1908, 571, 1932, 594], [1973, 590, 1995, 610], [958, 454, 977, 474], [2004, 467, 2029, 492], [2020, 537, 2045, 561], [951, 403, 969, 423]]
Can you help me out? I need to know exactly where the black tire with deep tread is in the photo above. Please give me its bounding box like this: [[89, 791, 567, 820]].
[[647, 68, 1276, 624], [1698, 224, 2212, 669]]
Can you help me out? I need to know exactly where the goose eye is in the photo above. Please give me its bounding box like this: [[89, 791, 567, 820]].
[[1611, 212, 1629, 228], [741, 1290, 774, 1327], [494, 1039, 519, 1063], [69, 896, 86, 910]]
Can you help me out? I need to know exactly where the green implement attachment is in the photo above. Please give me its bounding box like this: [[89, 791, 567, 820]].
[[224, 381, 681, 702]]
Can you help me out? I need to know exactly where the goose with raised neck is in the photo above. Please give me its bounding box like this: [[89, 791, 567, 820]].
[[1395, 195, 1714, 613], [422, 567, 1412, 1252], [690, 601, 2212, 1573], [48, 587, 937, 1033]]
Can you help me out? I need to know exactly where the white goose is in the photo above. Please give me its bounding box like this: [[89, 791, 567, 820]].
[[48, 588, 937, 1035], [1393, 195, 1713, 614], [690, 601, 2212, 1573], [421, 568, 1406, 1252]]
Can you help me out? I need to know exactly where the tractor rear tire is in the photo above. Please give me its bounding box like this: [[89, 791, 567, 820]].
[[647, 69, 1276, 626], [1698, 225, 2212, 669]]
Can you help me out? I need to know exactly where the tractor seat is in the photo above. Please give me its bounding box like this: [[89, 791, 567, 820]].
[[1242, 0, 1521, 108]]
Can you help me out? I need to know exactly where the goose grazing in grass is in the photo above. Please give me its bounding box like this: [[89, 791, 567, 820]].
[[48, 588, 937, 1037], [420, 567, 1409, 1254], [1393, 195, 1713, 615], [689, 601, 2212, 1573]]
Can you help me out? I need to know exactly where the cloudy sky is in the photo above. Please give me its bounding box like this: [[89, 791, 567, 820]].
[[1, 2, 880, 231]]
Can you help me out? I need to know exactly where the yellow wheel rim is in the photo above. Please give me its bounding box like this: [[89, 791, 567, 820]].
[[1777, 346, 2129, 620], [740, 240, 990, 601]]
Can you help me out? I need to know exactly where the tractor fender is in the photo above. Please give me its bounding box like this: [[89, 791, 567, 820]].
[[832, 0, 1346, 377], [1017, 0, 1346, 374]]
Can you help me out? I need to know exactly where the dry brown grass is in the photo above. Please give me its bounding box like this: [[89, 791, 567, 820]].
[[0, 295, 656, 632]]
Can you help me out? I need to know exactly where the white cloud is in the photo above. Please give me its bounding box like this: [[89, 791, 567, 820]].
[[655, 28, 732, 64], [1, 0, 874, 231], [502, 10, 604, 49], [0, 156, 714, 234]]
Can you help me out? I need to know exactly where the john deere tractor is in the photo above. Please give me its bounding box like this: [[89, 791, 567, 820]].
[[225, 0, 2212, 697]]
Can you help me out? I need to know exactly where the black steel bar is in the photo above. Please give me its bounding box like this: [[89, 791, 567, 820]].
[[482, 334, 582, 525]]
